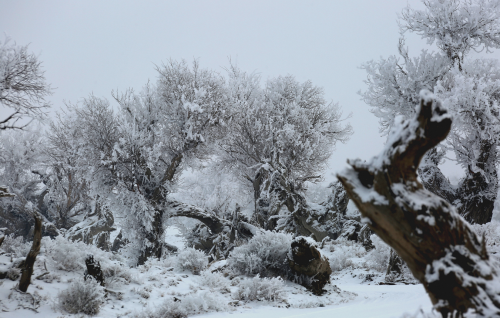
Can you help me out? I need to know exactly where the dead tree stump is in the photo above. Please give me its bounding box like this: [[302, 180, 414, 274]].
[[288, 236, 332, 295], [337, 91, 500, 317], [84, 255, 105, 286], [18, 213, 42, 292]]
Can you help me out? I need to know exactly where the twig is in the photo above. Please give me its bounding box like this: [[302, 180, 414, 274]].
[[35, 272, 49, 280]]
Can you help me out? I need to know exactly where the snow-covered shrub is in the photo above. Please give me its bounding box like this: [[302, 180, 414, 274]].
[[234, 276, 286, 302], [327, 240, 366, 272], [227, 230, 292, 276], [44, 236, 88, 271], [133, 292, 228, 318], [1, 235, 30, 257], [177, 247, 208, 274], [365, 234, 390, 272], [471, 221, 500, 265], [57, 277, 105, 315], [44, 236, 110, 272], [199, 270, 230, 290], [162, 254, 178, 269], [103, 263, 132, 288]]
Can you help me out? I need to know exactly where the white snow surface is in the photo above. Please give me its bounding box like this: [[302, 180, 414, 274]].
[[0, 257, 434, 318], [4, 221, 498, 318], [0, 226, 442, 318]]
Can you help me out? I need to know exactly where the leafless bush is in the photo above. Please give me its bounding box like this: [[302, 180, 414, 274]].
[[234, 276, 286, 302], [227, 231, 292, 277], [103, 263, 132, 288], [176, 247, 208, 275], [133, 292, 228, 318], [199, 270, 230, 290], [57, 277, 104, 315]]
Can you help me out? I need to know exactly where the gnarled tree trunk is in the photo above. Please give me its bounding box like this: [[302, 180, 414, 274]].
[[337, 91, 500, 317], [457, 138, 498, 225]]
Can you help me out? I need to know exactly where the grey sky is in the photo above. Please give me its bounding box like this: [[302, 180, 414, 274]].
[[2, 0, 493, 183]]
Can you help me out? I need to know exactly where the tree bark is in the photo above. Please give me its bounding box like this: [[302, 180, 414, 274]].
[[18, 213, 42, 292], [457, 139, 498, 225], [337, 91, 500, 317], [137, 209, 164, 266]]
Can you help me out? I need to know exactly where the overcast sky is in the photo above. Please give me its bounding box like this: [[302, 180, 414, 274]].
[[3, 0, 497, 183]]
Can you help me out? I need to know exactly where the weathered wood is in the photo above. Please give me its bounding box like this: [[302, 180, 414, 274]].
[[337, 91, 500, 317], [18, 214, 42, 292], [288, 237, 332, 295], [84, 255, 105, 286]]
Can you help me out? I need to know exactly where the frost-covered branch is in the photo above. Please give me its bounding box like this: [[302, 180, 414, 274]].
[[0, 36, 52, 130], [400, 0, 500, 66], [338, 91, 500, 317]]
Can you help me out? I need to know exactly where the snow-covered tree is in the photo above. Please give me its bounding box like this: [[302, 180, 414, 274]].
[[437, 59, 500, 224], [107, 60, 227, 264], [219, 67, 353, 231], [222, 68, 351, 185], [0, 129, 49, 237], [0, 36, 52, 130], [400, 0, 500, 69], [43, 96, 118, 248], [44, 107, 94, 229], [361, 0, 500, 224], [361, 39, 450, 133]]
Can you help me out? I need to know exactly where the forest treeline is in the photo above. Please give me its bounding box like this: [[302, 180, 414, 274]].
[[2, 0, 500, 316]]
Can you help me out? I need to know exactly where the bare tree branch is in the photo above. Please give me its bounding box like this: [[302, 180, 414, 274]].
[[0, 36, 52, 130]]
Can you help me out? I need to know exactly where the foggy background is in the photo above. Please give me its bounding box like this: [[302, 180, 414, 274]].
[[3, 0, 496, 184]]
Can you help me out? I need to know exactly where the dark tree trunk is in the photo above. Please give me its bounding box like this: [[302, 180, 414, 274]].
[[136, 152, 185, 266], [137, 209, 164, 266], [457, 140, 498, 225], [337, 92, 500, 317], [18, 214, 42, 292]]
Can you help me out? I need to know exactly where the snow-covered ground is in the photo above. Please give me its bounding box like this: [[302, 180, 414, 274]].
[[0, 226, 444, 318], [199, 277, 433, 318], [6, 219, 500, 318], [0, 258, 433, 318]]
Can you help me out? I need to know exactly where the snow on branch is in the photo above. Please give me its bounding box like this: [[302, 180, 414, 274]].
[[338, 90, 500, 317]]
